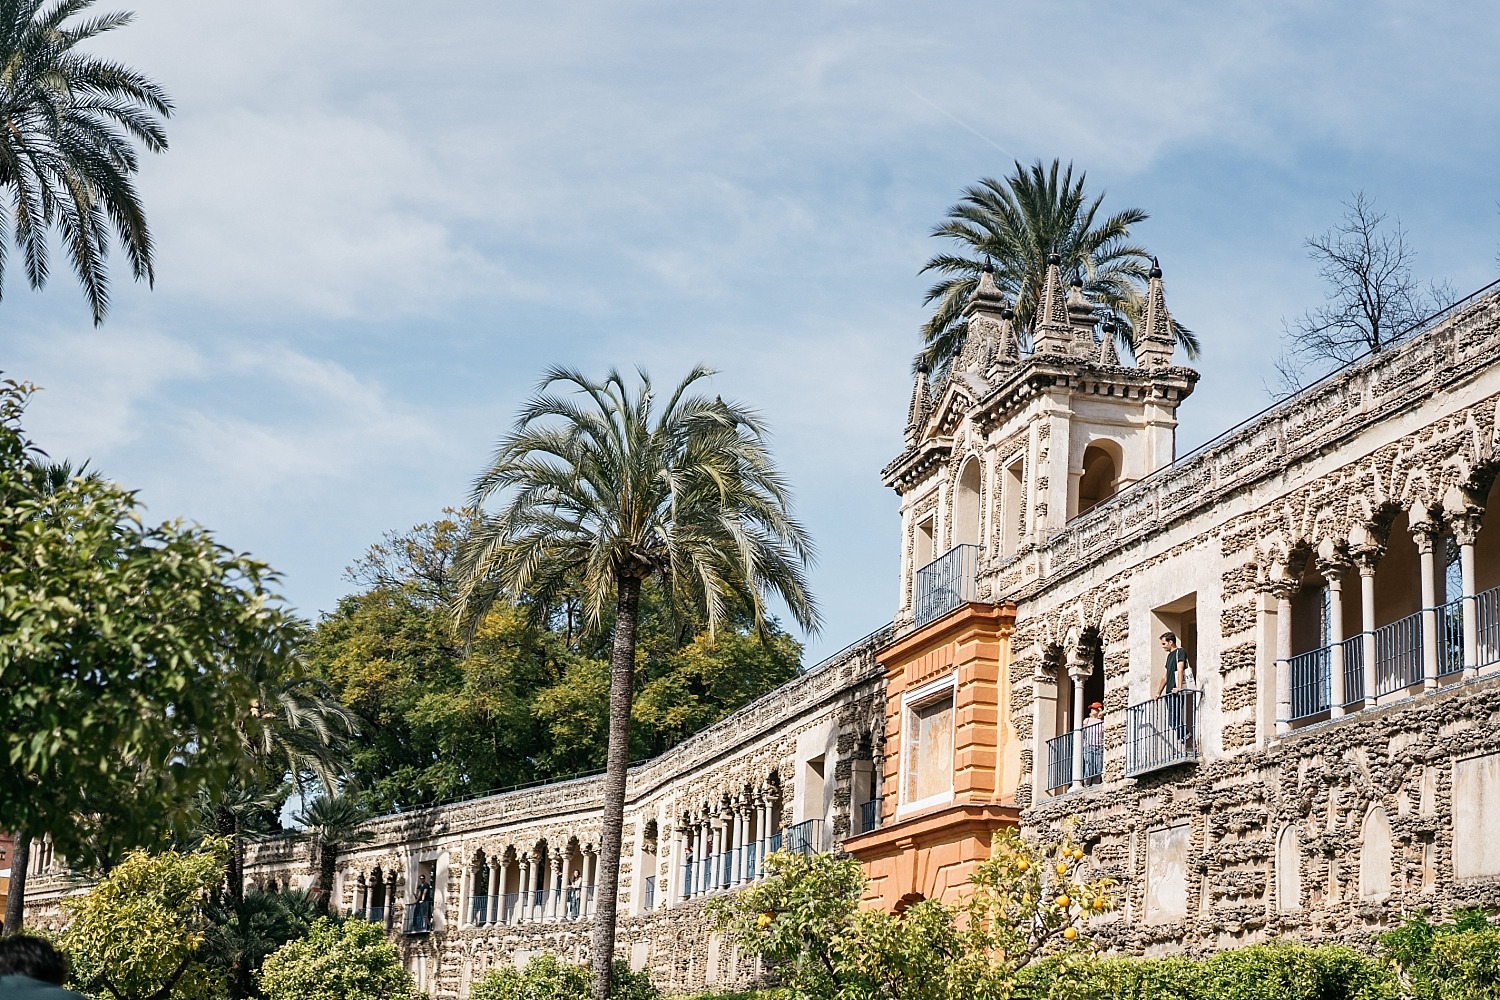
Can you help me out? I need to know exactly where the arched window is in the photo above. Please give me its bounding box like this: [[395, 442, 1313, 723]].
[[1077, 443, 1119, 517], [953, 458, 982, 548], [1276, 826, 1302, 911], [1359, 806, 1392, 900]]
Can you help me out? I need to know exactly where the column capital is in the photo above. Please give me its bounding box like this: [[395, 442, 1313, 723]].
[[1351, 545, 1383, 575], [1263, 576, 1299, 601], [1409, 517, 1441, 553], [1317, 555, 1352, 584], [1451, 509, 1484, 546]]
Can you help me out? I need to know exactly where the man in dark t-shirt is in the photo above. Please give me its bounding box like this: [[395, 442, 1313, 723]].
[[1157, 631, 1192, 744], [0, 936, 87, 999]]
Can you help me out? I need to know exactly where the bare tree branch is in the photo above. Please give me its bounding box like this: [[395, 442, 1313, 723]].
[[1273, 192, 1453, 396]]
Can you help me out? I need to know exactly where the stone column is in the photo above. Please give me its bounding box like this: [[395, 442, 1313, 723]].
[[498, 860, 512, 924], [1413, 519, 1440, 690], [1274, 580, 1295, 736], [1454, 511, 1483, 678], [458, 864, 470, 927], [1322, 558, 1349, 718], [1068, 661, 1089, 789], [526, 854, 541, 920], [755, 797, 769, 878], [1355, 548, 1380, 705]]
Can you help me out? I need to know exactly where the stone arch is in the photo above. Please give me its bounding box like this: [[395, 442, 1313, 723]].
[[953, 455, 982, 548], [1275, 825, 1302, 912], [1077, 438, 1123, 518], [1358, 805, 1393, 900]]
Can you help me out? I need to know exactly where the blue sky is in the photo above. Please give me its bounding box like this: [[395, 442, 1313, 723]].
[[7, 0, 1499, 663]]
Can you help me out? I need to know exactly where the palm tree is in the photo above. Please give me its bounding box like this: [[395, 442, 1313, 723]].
[[919, 159, 1200, 374], [219, 650, 357, 907], [454, 366, 820, 1000], [0, 0, 173, 324], [294, 792, 372, 917]]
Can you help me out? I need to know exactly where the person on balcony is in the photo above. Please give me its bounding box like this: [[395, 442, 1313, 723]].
[[567, 871, 583, 918], [1083, 701, 1104, 783], [413, 874, 433, 931], [1156, 632, 1196, 748]]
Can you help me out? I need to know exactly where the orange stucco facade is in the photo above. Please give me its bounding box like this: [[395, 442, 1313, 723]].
[[844, 601, 1021, 910]]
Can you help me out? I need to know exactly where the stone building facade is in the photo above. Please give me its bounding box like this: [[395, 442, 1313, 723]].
[[24, 260, 1500, 992]]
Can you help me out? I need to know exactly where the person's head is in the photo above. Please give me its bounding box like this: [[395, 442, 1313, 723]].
[[1089, 701, 1103, 717], [0, 934, 70, 985], [1160, 631, 1178, 649]]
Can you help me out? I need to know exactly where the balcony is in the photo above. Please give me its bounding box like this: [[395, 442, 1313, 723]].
[[1124, 690, 1200, 777], [404, 901, 433, 935], [1044, 724, 1104, 792], [913, 544, 980, 626], [679, 819, 827, 899], [858, 798, 880, 834]]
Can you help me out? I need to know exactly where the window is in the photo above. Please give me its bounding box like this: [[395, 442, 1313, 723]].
[[901, 677, 955, 810], [953, 458, 981, 548], [1077, 444, 1119, 517], [1002, 459, 1025, 555], [915, 515, 935, 569]]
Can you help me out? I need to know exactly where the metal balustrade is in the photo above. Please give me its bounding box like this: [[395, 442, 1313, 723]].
[[1374, 610, 1424, 695], [1479, 585, 1500, 668], [1125, 690, 1200, 777], [404, 901, 433, 935], [1289, 647, 1331, 721], [1437, 597, 1465, 677], [913, 544, 980, 626], [859, 799, 879, 834], [644, 876, 655, 911], [1045, 726, 1103, 791], [469, 894, 490, 925], [676, 819, 827, 901], [1342, 635, 1365, 706]]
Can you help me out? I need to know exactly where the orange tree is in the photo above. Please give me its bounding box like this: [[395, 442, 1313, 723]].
[[710, 827, 1115, 1000]]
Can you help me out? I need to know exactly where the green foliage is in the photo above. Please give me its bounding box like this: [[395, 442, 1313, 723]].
[[257, 917, 420, 1000], [712, 829, 1115, 1000], [204, 888, 319, 999], [0, 0, 173, 325], [0, 381, 299, 867], [1019, 943, 1394, 1000], [308, 518, 803, 812], [60, 844, 229, 1000], [468, 953, 659, 1000], [1380, 908, 1500, 999]]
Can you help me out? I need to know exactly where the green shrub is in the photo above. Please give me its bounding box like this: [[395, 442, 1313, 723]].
[[1381, 909, 1500, 1000], [1018, 944, 1393, 1000], [258, 918, 420, 1000], [469, 953, 660, 1000]]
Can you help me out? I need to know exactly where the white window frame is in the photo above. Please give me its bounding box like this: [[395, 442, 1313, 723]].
[[897, 671, 957, 817]]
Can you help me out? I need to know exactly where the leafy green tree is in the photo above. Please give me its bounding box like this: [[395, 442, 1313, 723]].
[[919, 159, 1199, 375], [204, 888, 318, 1000], [257, 917, 420, 1000], [0, 381, 297, 930], [468, 953, 659, 1000], [454, 366, 820, 1000], [60, 844, 228, 1000], [293, 793, 373, 916], [0, 0, 173, 324], [1381, 908, 1500, 1000], [712, 829, 1114, 1000]]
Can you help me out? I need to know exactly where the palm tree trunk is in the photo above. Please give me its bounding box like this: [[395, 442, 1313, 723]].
[[590, 575, 641, 1000], [216, 803, 244, 908], [4, 831, 31, 935], [318, 845, 337, 916]]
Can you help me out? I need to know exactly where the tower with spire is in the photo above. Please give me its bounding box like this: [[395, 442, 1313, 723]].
[[883, 256, 1198, 630]]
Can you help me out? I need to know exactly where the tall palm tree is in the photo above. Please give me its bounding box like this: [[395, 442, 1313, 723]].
[[0, 0, 172, 324], [219, 649, 357, 907], [919, 159, 1200, 375], [454, 366, 820, 1000], [294, 792, 372, 917]]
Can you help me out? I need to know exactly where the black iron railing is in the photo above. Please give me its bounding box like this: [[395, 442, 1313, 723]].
[[644, 876, 654, 911], [913, 545, 980, 626], [859, 799, 879, 834], [1437, 597, 1465, 677], [404, 900, 433, 935], [1479, 585, 1500, 668], [1342, 634, 1365, 706], [1045, 725, 1103, 791], [1124, 690, 1199, 777], [1374, 610, 1424, 695], [1289, 647, 1331, 721]]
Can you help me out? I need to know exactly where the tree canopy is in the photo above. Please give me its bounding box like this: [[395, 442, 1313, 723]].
[[0, 380, 301, 868], [306, 515, 803, 814]]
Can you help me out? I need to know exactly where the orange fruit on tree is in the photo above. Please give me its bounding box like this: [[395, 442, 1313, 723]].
[[1055, 894, 1071, 909], [1092, 897, 1105, 911], [1055, 862, 1068, 876], [1063, 927, 1078, 941]]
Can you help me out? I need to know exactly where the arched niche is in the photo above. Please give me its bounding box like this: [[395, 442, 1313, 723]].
[[953, 457, 982, 548], [1077, 440, 1122, 518], [1276, 826, 1302, 911], [1359, 806, 1393, 900]]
